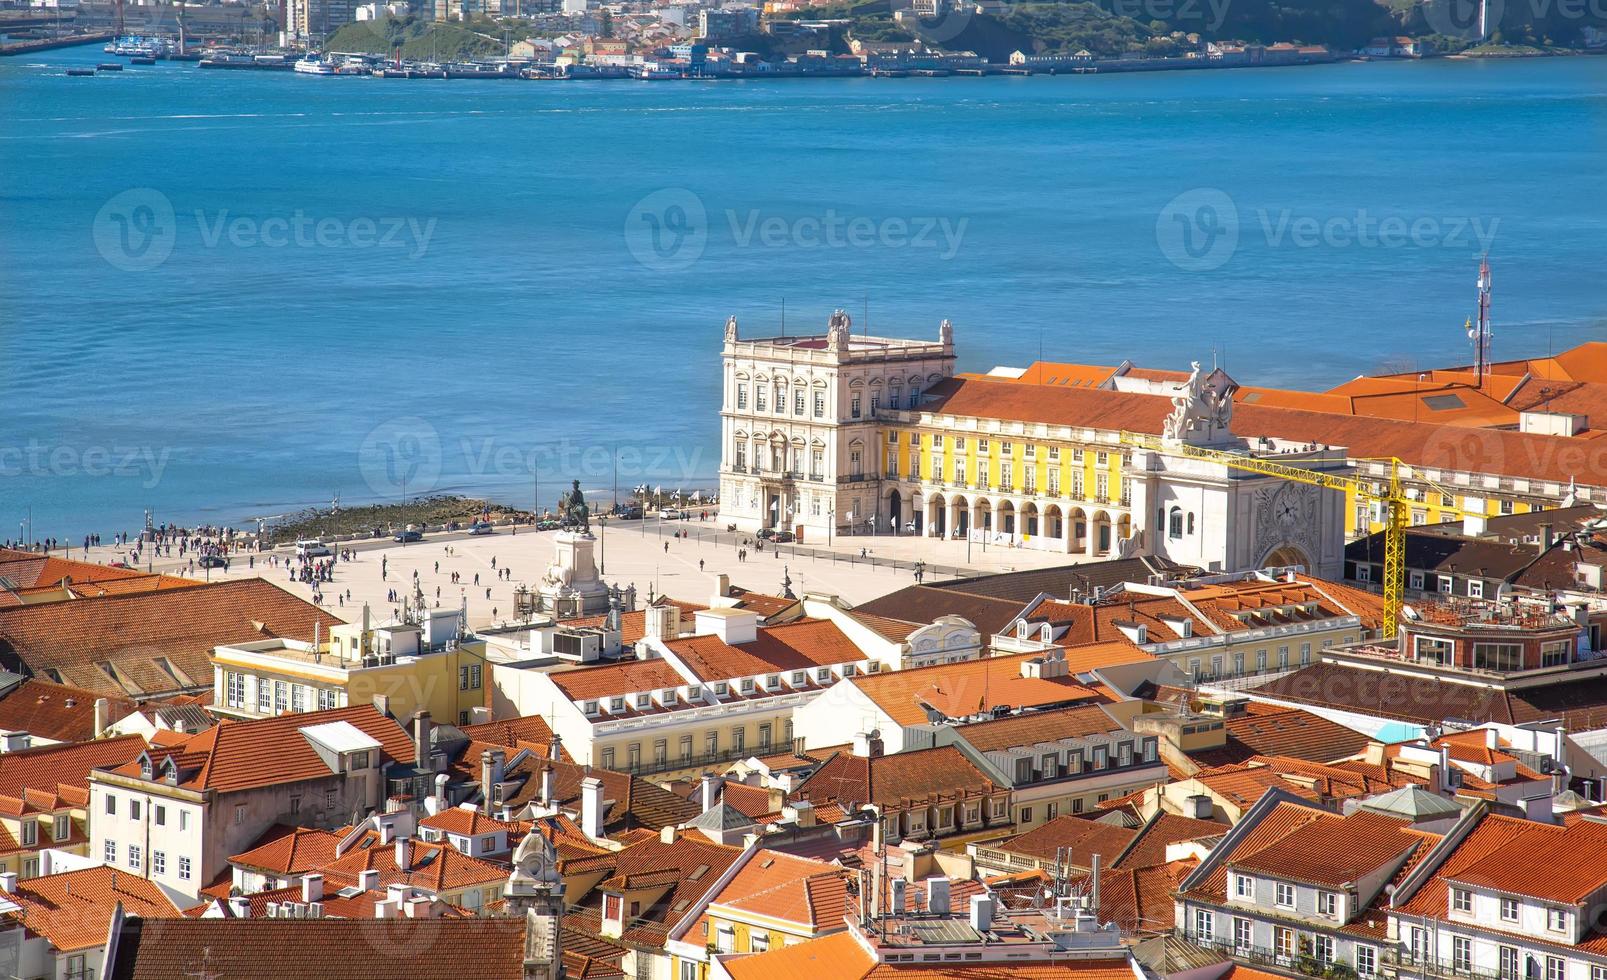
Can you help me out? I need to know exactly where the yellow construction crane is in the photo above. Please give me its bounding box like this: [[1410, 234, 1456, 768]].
[[1119, 431, 1474, 640]]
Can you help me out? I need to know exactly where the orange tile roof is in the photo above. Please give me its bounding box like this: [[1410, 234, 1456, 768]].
[[845, 646, 1139, 728], [666, 618, 868, 682], [549, 659, 685, 702], [688, 850, 852, 938], [0, 577, 336, 698], [106, 917, 529, 980], [1187, 754, 1423, 809], [458, 714, 561, 756], [954, 704, 1125, 753], [0, 734, 144, 816], [563, 831, 744, 945], [1419, 814, 1607, 905], [317, 835, 508, 892], [795, 746, 1001, 811], [0, 549, 152, 589], [921, 375, 1601, 485], [1226, 809, 1428, 887], [0, 678, 137, 742], [102, 704, 414, 794], [5, 866, 190, 952], [229, 824, 346, 874]]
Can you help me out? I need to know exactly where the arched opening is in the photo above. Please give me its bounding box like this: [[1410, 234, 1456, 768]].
[[929, 493, 946, 536], [1045, 504, 1063, 542], [888, 488, 904, 533], [910, 492, 924, 534], [1022, 501, 1040, 538], [972, 497, 993, 534], [951, 495, 970, 536], [1092, 511, 1113, 556], [1262, 544, 1312, 571], [998, 500, 1017, 536], [1068, 507, 1088, 553]]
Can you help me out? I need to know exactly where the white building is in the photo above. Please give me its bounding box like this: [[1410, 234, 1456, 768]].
[[718, 311, 955, 538]]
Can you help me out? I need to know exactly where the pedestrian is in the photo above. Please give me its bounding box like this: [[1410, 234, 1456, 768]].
[[664, 541, 669, 554], [699, 559, 705, 571]]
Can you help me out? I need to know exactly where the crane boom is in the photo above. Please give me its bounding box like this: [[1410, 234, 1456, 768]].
[[1119, 431, 1475, 641]]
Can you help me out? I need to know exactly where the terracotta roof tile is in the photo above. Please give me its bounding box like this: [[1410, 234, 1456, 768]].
[[0, 734, 144, 813], [665, 618, 869, 682], [795, 746, 1002, 811], [101, 704, 414, 794], [5, 866, 189, 952], [0, 578, 336, 699], [229, 825, 347, 874], [106, 916, 529, 979], [0, 678, 137, 742]]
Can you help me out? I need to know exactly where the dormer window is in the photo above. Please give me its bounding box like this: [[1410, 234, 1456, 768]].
[[610, 697, 625, 713], [348, 751, 370, 771], [584, 701, 598, 715], [1234, 874, 1253, 899], [140, 757, 153, 779], [740, 678, 755, 693], [714, 682, 728, 696], [686, 687, 701, 700], [815, 668, 830, 682], [1451, 887, 1472, 913], [635, 693, 651, 709], [661, 690, 677, 706], [791, 671, 807, 685]]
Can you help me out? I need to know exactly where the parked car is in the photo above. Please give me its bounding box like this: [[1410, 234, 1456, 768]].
[[537, 519, 562, 531], [199, 554, 228, 569], [394, 529, 423, 543], [659, 508, 685, 521], [295, 539, 333, 559], [468, 522, 494, 536], [756, 528, 776, 540], [771, 530, 795, 543]]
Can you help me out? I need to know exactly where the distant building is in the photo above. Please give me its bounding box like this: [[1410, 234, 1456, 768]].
[[698, 6, 759, 41]]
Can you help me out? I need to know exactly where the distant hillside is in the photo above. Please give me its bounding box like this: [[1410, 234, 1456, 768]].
[[325, 17, 506, 59]]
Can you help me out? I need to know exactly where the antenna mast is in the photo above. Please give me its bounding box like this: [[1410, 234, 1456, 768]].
[[1470, 256, 1493, 387]]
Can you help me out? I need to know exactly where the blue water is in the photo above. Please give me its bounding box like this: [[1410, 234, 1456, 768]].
[[2, 46, 1605, 538]]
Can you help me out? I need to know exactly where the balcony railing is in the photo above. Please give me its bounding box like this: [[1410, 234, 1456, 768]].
[[621, 744, 774, 777], [1178, 930, 1363, 979], [1386, 949, 1504, 980]]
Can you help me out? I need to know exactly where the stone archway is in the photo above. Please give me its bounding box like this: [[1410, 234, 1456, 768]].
[[1262, 544, 1312, 571]]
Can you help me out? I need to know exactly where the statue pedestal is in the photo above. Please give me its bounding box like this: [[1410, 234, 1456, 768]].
[[537, 531, 611, 619]]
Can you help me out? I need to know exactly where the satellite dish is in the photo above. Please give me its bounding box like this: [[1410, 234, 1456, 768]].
[[1402, 604, 1421, 621]]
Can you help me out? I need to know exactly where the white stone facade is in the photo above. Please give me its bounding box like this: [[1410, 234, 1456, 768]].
[[717, 311, 956, 539]]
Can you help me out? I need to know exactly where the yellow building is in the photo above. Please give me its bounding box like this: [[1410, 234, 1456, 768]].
[[0, 735, 146, 879], [666, 849, 854, 980], [211, 608, 490, 726]]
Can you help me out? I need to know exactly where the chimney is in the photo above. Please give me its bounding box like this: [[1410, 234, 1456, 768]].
[[93, 697, 111, 739], [700, 773, 720, 813], [969, 894, 994, 932], [925, 877, 951, 915], [548, 733, 563, 762], [358, 869, 381, 892], [302, 874, 324, 903], [645, 603, 679, 640], [227, 895, 250, 918], [388, 883, 409, 906], [395, 836, 412, 872], [0, 872, 16, 893], [412, 710, 432, 771], [694, 608, 758, 645], [1540, 523, 1555, 550], [852, 731, 884, 758], [1186, 794, 1213, 820], [482, 749, 507, 816], [433, 773, 449, 811], [405, 896, 432, 919], [1486, 727, 1499, 750], [716, 573, 730, 598], [540, 765, 556, 807], [581, 776, 605, 839], [788, 800, 817, 828]]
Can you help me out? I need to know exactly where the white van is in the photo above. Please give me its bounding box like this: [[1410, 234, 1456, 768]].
[[295, 539, 333, 559]]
